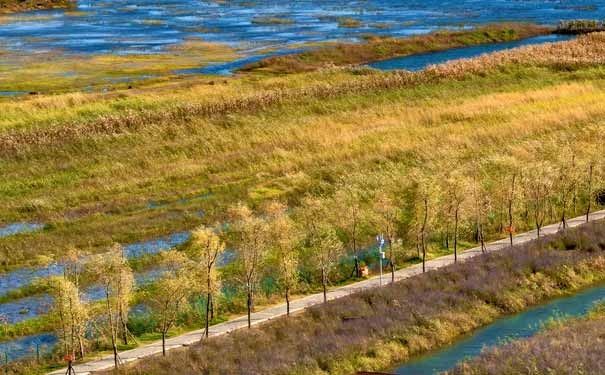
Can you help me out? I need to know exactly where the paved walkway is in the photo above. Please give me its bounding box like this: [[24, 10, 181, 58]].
[[49, 210, 605, 375]]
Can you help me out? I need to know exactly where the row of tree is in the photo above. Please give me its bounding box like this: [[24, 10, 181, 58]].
[[51, 157, 604, 368]]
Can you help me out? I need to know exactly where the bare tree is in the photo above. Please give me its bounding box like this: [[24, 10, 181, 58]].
[[60, 246, 86, 357], [147, 251, 196, 356], [555, 162, 576, 230], [469, 174, 491, 253], [311, 224, 345, 302], [265, 201, 301, 316], [91, 244, 134, 369], [373, 192, 402, 282], [334, 185, 367, 278], [525, 166, 553, 238], [586, 161, 594, 222], [189, 225, 225, 338], [50, 277, 88, 366], [443, 173, 467, 263], [228, 203, 269, 328], [420, 196, 429, 272], [507, 173, 517, 247]]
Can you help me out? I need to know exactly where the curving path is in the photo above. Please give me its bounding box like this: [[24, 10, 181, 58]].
[[49, 210, 605, 375]]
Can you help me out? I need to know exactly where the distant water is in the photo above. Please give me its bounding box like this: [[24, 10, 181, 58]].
[[122, 231, 191, 258], [0, 223, 44, 238], [389, 284, 605, 374], [0, 245, 239, 362], [0, 333, 57, 362], [0, 295, 53, 325], [0, 239, 237, 326], [0, 91, 28, 96], [368, 34, 575, 71], [176, 48, 311, 75], [0, 0, 602, 57], [0, 263, 64, 298], [0, 232, 191, 297]]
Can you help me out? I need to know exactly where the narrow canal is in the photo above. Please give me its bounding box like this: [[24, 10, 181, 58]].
[[388, 284, 605, 374]]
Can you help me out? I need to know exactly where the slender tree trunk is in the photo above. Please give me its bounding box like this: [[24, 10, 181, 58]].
[[479, 224, 486, 253], [210, 294, 214, 320], [322, 269, 327, 303], [421, 197, 428, 273], [285, 287, 290, 316], [445, 221, 450, 250], [119, 308, 128, 346], [247, 285, 252, 329], [106, 293, 119, 369], [78, 335, 85, 359], [454, 205, 459, 263], [389, 243, 395, 283], [59, 308, 68, 359], [69, 297, 75, 360], [509, 174, 516, 247], [415, 211, 420, 259], [205, 269, 212, 338], [587, 163, 593, 222], [353, 235, 359, 278], [162, 330, 166, 356], [205, 291, 211, 338]]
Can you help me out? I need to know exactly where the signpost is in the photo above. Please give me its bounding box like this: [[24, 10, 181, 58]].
[[376, 234, 385, 286]]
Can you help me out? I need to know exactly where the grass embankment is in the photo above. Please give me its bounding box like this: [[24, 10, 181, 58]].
[[120, 221, 605, 375], [2, 33, 605, 269], [450, 303, 605, 374], [239, 23, 550, 73], [0, 0, 73, 14]]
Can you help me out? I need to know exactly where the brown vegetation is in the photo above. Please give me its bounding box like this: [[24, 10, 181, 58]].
[[239, 23, 551, 73], [557, 19, 605, 34], [0, 0, 74, 14], [9, 30, 605, 159]]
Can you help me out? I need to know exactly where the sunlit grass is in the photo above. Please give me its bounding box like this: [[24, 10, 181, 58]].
[[240, 23, 550, 73], [0, 14, 57, 23], [0, 0, 72, 14], [251, 17, 294, 25], [63, 10, 95, 17], [1, 63, 605, 266]]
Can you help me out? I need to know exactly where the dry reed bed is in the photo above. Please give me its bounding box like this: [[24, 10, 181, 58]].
[[239, 24, 550, 73], [2, 78, 604, 263], [3, 33, 605, 158], [0, 0, 72, 14]]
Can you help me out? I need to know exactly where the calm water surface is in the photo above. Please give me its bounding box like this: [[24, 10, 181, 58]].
[[368, 34, 575, 71], [0, 231, 191, 297], [389, 285, 605, 374]]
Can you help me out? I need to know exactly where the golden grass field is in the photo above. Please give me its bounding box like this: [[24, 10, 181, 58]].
[[2, 33, 605, 269], [2, 24, 605, 375]]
